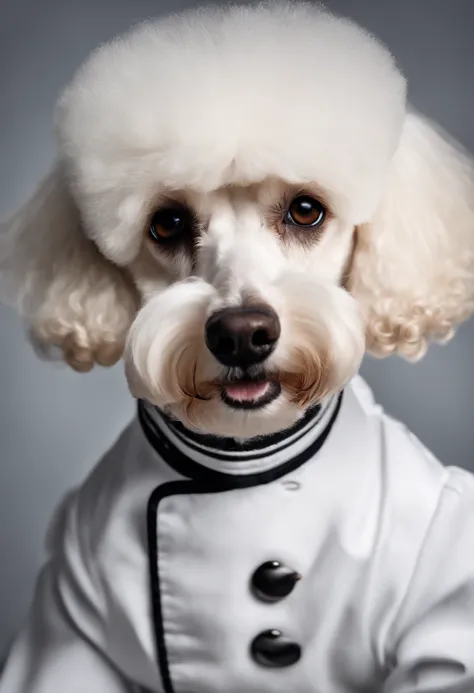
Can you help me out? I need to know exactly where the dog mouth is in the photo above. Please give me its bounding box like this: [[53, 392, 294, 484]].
[[220, 373, 282, 410]]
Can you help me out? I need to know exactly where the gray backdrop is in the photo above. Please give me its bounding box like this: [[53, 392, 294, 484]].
[[1, 0, 473, 660]]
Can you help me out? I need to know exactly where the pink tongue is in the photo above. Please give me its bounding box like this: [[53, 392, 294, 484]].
[[224, 381, 270, 402]]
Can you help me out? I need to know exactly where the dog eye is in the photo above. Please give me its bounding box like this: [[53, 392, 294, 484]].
[[149, 207, 189, 242], [285, 196, 326, 228]]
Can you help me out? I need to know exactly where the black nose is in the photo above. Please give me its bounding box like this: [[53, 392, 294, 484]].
[[205, 306, 281, 368]]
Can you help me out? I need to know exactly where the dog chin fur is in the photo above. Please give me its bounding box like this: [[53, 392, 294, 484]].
[[124, 275, 365, 439], [1, 2, 474, 441]]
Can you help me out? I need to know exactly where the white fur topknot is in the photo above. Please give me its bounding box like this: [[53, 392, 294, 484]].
[[57, 1, 407, 263]]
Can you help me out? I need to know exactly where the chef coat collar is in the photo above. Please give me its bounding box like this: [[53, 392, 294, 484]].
[[138, 392, 343, 488]]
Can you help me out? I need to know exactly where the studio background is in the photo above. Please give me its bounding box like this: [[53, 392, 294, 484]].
[[1, 0, 473, 661]]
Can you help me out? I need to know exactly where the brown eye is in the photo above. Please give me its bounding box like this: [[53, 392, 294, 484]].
[[286, 196, 325, 228], [149, 207, 189, 242]]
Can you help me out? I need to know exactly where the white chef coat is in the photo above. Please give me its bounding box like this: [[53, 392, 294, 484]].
[[2, 375, 474, 693]]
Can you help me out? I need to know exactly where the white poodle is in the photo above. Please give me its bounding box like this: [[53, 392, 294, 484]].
[[2, 2, 474, 692]]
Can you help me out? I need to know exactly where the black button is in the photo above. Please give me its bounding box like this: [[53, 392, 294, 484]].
[[251, 630, 302, 668], [251, 561, 301, 602]]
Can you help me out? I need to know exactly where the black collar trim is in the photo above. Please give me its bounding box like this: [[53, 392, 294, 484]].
[[139, 392, 343, 489], [157, 401, 323, 454]]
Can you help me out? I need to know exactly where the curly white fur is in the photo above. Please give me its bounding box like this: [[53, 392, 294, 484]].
[[0, 164, 138, 371], [1, 2, 474, 437], [350, 111, 474, 360]]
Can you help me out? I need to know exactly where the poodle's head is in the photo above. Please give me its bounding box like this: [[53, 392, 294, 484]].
[[2, 2, 474, 438]]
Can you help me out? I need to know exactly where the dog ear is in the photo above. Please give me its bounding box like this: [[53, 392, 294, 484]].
[[349, 111, 474, 360], [0, 163, 139, 371]]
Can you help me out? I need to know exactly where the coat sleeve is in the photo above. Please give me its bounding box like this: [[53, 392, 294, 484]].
[[383, 467, 474, 693], [0, 565, 135, 693], [0, 487, 136, 693]]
